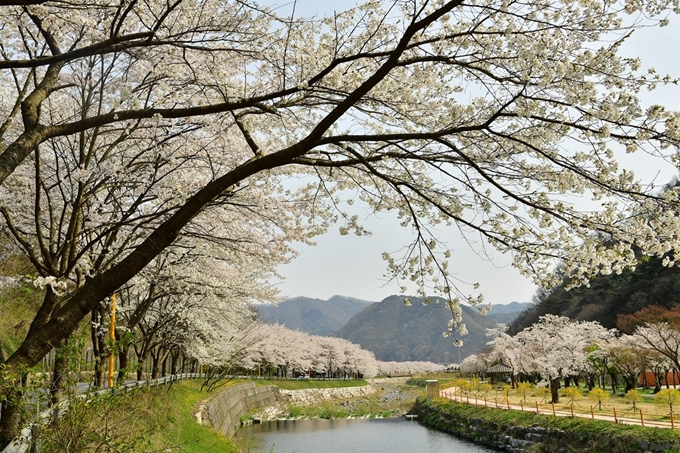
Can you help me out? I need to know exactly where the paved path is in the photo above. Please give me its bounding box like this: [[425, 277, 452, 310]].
[[439, 388, 678, 430]]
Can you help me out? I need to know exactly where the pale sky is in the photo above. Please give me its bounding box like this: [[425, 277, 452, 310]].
[[268, 0, 680, 304]]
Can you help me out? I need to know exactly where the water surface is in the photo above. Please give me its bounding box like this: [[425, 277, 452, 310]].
[[239, 418, 495, 453]]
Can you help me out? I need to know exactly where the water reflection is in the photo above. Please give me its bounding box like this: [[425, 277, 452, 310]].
[[239, 418, 494, 453]]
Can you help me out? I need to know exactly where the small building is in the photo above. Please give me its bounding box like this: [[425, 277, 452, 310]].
[[638, 371, 680, 387], [486, 361, 513, 385]]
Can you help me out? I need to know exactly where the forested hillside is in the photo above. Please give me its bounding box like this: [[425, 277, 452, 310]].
[[257, 295, 375, 336], [509, 256, 680, 334], [334, 295, 500, 363]]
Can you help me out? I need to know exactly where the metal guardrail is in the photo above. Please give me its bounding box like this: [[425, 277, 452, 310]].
[[1, 373, 203, 453]]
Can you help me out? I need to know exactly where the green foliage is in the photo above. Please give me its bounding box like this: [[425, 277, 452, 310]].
[[254, 379, 367, 390], [536, 387, 551, 403], [563, 387, 582, 405], [38, 388, 174, 453], [478, 383, 493, 397], [148, 380, 239, 453], [454, 378, 469, 392], [0, 284, 44, 356], [588, 388, 611, 410], [286, 405, 305, 418], [41, 380, 242, 453], [625, 389, 642, 411], [654, 388, 680, 413], [516, 382, 534, 401], [415, 397, 680, 452], [510, 254, 680, 334], [405, 378, 427, 387], [317, 402, 350, 419]]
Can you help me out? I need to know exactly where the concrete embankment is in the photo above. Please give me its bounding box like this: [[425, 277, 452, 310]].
[[412, 397, 680, 453], [201, 382, 375, 437]]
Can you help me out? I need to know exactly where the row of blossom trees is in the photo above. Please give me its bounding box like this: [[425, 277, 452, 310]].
[[462, 314, 680, 404], [1, 0, 678, 444], [201, 322, 443, 388]]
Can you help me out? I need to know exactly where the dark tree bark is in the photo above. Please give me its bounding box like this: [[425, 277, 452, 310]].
[[49, 342, 67, 405], [550, 378, 560, 404], [117, 346, 129, 384], [0, 3, 473, 442]]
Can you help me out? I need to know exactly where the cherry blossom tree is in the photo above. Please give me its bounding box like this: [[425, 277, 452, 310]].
[[601, 334, 648, 393], [233, 323, 441, 380], [635, 322, 680, 376], [489, 315, 614, 402], [0, 0, 679, 443], [459, 353, 490, 376]]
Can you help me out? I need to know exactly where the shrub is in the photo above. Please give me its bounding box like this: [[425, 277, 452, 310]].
[[588, 388, 610, 410], [654, 388, 680, 413]]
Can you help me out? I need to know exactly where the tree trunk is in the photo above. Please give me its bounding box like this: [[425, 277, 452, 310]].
[[170, 350, 180, 375], [91, 305, 107, 388], [117, 346, 129, 383], [50, 343, 67, 405], [609, 372, 619, 393], [0, 373, 27, 449], [654, 371, 663, 393], [137, 353, 148, 381], [624, 377, 636, 393], [151, 354, 160, 379], [550, 378, 560, 404], [0, 398, 22, 448]]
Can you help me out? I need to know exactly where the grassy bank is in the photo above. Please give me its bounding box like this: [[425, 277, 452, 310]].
[[415, 396, 680, 453], [38, 380, 240, 453], [253, 378, 368, 390], [37, 377, 382, 452], [266, 377, 425, 420]]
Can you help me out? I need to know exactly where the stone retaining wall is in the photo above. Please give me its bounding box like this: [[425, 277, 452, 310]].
[[203, 382, 279, 437], [203, 383, 376, 437], [279, 385, 374, 405]]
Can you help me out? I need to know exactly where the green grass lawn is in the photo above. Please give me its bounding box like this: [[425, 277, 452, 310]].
[[253, 378, 368, 390], [37, 379, 240, 453], [147, 380, 241, 453]]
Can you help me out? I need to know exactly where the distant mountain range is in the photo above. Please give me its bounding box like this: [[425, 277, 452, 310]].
[[487, 301, 532, 325], [334, 295, 529, 363], [256, 295, 374, 336], [258, 295, 530, 363]]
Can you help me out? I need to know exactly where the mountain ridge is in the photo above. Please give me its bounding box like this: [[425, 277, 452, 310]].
[[258, 295, 530, 363], [256, 295, 375, 336]]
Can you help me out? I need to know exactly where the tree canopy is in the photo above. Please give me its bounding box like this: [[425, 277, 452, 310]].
[[0, 0, 679, 443]]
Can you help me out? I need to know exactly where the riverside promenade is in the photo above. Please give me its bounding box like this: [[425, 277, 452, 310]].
[[439, 387, 678, 430]]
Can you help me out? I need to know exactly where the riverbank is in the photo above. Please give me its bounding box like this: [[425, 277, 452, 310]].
[[237, 377, 422, 423], [413, 396, 680, 453]]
